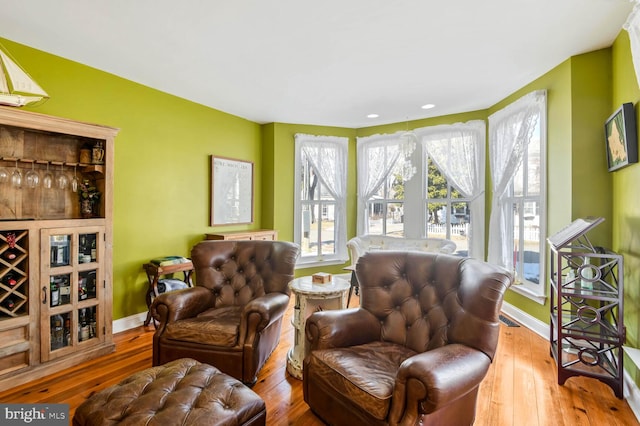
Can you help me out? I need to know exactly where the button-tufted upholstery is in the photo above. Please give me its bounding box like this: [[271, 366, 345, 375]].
[[303, 251, 513, 426], [346, 235, 457, 270], [152, 240, 299, 385], [73, 358, 266, 426]]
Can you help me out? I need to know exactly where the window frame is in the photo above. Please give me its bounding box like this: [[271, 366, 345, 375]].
[[488, 90, 547, 303], [294, 134, 348, 268]]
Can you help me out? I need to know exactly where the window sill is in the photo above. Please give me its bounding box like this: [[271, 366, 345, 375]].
[[508, 283, 546, 305], [295, 259, 347, 270]]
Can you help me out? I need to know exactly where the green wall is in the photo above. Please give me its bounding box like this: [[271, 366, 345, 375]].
[[1, 38, 263, 320], [611, 30, 640, 383]]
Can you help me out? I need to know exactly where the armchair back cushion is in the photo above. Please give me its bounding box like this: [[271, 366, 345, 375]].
[[191, 240, 295, 302], [358, 251, 505, 359], [303, 251, 512, 425], [152, 240, 299, 385]]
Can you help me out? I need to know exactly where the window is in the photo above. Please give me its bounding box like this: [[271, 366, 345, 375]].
[[357, 121, 485, 259], [425, 157, 471, 256], [488, 90, 547, 301], [294, 134, 348, 266], [356, 136, 408, 237]]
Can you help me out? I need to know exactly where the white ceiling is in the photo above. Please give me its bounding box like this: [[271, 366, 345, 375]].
[[0, 0, 634, 128]]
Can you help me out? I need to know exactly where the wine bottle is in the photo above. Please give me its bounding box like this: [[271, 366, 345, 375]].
[[89, 310, 97, 338], [50, 278, 60, 307], [3, 249, 17, 261], [78, 309, 85, 342], [2, 298, 15, 310], [90, 238, 96, 261], [78, 277, 87, 300], [51, 315, 64, 350], [3, 272, 17, 287], [60, 277, 71, 305], [79, 309, 90, 341], [63, 317, 71, 346]]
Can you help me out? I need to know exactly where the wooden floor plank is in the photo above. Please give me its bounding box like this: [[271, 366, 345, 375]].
[[512, 321, 539, 426], [528, 325, 567, 426], [0, 296, 637, 425]]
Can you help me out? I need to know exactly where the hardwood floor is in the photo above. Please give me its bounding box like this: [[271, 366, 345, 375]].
[[0, 296, 637, 425]]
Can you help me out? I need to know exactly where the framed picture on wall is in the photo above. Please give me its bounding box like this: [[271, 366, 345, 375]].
[[605, 102, 638, 172], [210, 156, 254, 226]]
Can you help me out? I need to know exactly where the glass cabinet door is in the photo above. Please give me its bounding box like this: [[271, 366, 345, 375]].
[[40, 226, 105, 362]]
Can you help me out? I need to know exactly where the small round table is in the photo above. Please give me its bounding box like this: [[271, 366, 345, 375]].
[[286, 276, 350, 379]]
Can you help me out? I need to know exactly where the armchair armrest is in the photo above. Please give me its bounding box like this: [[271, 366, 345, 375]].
[[389, 344, 491, 425], [151, 286, 215, 327], [240, 292, 290, 344], [305, 308, 381, 351]]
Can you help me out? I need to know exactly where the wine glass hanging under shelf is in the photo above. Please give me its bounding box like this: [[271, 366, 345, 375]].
[[0, 157, 104, 173]]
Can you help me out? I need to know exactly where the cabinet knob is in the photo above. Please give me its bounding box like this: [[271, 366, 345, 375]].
[[42, 286, 47, 305]]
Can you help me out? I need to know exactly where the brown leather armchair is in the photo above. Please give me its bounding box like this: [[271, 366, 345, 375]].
[[303, 251, 513, 425], [151, 240, 299, 385]]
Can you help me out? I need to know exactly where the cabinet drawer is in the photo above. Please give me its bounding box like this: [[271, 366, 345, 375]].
[[0, 324, 30, 375]]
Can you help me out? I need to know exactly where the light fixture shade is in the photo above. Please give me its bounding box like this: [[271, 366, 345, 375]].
[[0, 44, 49, 107], [398, 130, 418, 181]]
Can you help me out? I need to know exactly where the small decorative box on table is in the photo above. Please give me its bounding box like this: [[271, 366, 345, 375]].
[[142, 256, 194, 327]]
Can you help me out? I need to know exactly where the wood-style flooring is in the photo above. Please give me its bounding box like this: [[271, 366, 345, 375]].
[[0, 296, 637, 425]]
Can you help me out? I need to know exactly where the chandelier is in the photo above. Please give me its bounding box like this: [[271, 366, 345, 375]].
[[398, 130, 418, 181]]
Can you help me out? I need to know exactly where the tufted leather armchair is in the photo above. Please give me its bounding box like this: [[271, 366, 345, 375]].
[[303, 251, 513, 425], [151, 240, 299, 385]]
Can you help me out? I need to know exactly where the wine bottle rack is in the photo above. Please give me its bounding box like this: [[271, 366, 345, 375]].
[[0, 230, 29, 318]]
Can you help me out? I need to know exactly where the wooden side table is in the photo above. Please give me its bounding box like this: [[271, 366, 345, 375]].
[[286, 276, 350, 379], [205, 229, 278, 241], [142, 260, 194, 326]]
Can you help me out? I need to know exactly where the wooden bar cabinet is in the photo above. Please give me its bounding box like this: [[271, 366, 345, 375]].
[[0, 106, 118, 390]]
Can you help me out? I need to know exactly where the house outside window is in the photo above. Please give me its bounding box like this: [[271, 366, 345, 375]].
[[488, 90, 547, 302], [294, 134, 348, 267]]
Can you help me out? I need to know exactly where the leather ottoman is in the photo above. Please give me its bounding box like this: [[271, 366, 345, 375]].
[[73, 358, 266, 426]]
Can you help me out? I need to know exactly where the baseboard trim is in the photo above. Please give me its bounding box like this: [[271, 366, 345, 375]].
[[501, 301, 640, 422], [500, 301, 549, 340], [113, 311, 147, 334]]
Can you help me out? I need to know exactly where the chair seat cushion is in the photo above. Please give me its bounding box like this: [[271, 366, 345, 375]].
[[165, 306, 242, 347], [306, 341, 417, 420]]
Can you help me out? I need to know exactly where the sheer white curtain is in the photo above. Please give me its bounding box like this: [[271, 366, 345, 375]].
[[415, 120, 486, 259], [625, 2, 640, 89], [355, 133, 404, 235], [487, 90, 546, 269], [295, 134, 348, 259]]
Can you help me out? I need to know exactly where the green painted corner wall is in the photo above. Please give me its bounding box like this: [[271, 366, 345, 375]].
[[569, 49, 613, 246], [261, 123, 276, 229], [1, 37, 263, 320], [611, 30, 640, 383]]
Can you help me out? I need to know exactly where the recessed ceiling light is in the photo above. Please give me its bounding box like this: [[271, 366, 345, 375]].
[[421, 104, 435, 110], [367, 113, 379, 118]]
